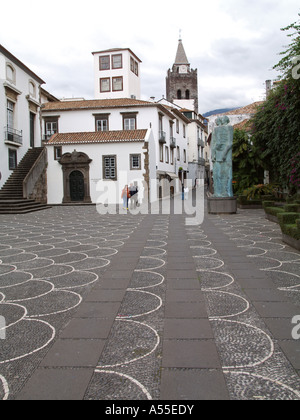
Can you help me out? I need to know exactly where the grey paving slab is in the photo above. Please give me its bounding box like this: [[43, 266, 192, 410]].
[[16, 368, 94, 400], [165, 302, 208, 318], [165, 289, 205, 302], [244, 288, 290, 302], [166, 278, 201, 290], [162, 340, 222, 368], [166, 270, 199, 279], [40, 339, 106, 367], [264, 318, 298, 340], [1, 205, 300, 400], [279, 341, 300, 370], [164, 318, 214, 339], [252, 301, 300, 318], [59, 318, 114, 339], [73, 302, 120, 319], [160, 369, 230, 400]]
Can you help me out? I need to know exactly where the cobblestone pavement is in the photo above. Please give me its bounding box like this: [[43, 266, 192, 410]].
[[0, 205, 299, 400]]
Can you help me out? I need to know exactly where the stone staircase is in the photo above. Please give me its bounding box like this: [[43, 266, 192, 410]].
[[0, 148, 51, 214]]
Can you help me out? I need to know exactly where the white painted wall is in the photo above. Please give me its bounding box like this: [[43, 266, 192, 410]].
[[93, 49, 141, 100], [0, 50, 43, 189], [43, 102, 189, 203], [47, 141, 146, 205]]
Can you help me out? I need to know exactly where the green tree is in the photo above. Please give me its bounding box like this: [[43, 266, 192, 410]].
[[251, 14, 300, 192], [273, 14, 300, 79]]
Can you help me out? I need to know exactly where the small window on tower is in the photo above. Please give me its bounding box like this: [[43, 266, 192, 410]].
[[112, 54, 122, 69], [177, 90, 182, 100], [100, 56, 110, 71]]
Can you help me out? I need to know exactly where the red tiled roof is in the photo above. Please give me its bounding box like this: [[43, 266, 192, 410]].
[[222, 102, 263, 116], [42, 98, 156, 112], [233, 119, 253, 132], [47, 130, 148, 145]]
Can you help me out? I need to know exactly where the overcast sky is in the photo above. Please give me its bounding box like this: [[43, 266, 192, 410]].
[[1, 0, 299, 113]]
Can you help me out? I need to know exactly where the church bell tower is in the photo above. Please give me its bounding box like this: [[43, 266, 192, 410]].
[[166, 37, 198, 113]]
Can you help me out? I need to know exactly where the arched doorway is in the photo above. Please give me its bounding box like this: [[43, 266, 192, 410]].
[[70, 170, 84, 202], [59, 150, 92, 204]]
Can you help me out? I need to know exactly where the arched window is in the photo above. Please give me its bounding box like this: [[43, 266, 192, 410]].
[[185, 90, 190, 99], [177, 90, 182, 100], [6, 63, 16, 84], [29, 81, 36, 98]]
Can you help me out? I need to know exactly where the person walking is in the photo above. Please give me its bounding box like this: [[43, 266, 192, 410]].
[[121, 185, 130, 210], [129, 183, 138, 209]]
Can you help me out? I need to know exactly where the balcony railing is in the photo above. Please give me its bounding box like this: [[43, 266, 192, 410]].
[[198, 157, 206, 166], [197, 138, 205, 148], [159, 131, 166, 144], [170, 137, 176, 148], [4, 126, 23, 146]]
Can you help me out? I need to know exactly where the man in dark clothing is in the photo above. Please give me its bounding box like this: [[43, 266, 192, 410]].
[[129, 183, 138, 209]]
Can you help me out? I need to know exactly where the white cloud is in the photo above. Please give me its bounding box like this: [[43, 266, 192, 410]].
[[1, 0, 299, 112]]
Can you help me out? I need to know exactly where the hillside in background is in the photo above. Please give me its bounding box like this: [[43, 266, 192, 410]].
[[203, 107, 240, 117]]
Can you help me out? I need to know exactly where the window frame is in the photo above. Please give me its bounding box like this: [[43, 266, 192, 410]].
[[99, 55, 110, 71], [112, 76, 123, 92], [29, 80, 36, 98], [165, 146, 169, 164], [95, 114, 110, 132], [8, 148, 17, 170], [7, 100, 14, 129], [130, 154, 141, 171], [6, 63, 16, 84], [122, 113, 137, 130], [54, 146, 62, 161], [160, 144, 164, 163], [100, 77, 111, 93], [44, 118, 59, 140], [112, 54, 122, 69]]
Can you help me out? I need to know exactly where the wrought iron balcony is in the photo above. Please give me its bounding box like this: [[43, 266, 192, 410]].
[[4, 126, 23, 146], [170, 137, 176, 148], [159, 131, 166, 144], [197, 138, 205, 148], [198, 157, 206, 166]]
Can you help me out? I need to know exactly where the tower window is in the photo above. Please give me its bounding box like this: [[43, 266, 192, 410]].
[[186, 90, 190, 99], [177, 90, 182, 100], [112, 54, 122, 69], [99, 56, 110, 71]]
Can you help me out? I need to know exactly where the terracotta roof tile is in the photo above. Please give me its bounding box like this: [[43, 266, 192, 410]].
[[42, 98, 155, 112], [233, 119, 253, 132], [222, 102, 263, 116], [47, 130, 148, 145]]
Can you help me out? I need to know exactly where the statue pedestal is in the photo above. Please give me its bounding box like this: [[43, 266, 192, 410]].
[[208, 197, 237, 215]]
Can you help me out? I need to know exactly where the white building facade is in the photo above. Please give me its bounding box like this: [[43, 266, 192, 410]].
[[92, 48, 141, 100], [42, 98, 189, 205], [0, 45, 45, 189]]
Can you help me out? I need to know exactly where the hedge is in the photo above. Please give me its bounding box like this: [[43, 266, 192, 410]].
[[283, 204, 300, 213], [278, 212, 300, 226], [265, 207, 285, 217], [278, 212, 300, 242]]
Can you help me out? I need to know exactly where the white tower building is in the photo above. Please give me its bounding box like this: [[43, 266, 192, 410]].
[[92, 48, 142, 100]]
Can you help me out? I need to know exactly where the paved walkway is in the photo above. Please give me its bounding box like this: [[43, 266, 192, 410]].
[[0, 202, 299, 400]]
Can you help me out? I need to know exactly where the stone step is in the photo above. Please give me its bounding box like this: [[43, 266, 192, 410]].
[[0, 199, 51, 214]]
